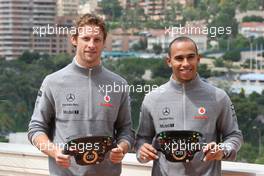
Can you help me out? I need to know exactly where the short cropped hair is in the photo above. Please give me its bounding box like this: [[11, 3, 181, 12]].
[[168, 36, 198, 57]]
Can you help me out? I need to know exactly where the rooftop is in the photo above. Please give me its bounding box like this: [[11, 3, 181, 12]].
[[240, 22, 264, 28]]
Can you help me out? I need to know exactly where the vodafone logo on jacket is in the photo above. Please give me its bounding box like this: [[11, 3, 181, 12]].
[[198, 107, 206, 115], [104, 95, 111, 103], [194, 107, 208, 119], [99, 94, 113, 107]]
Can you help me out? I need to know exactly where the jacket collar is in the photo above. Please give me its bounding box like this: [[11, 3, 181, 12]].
[[169, 74, 202, 92], [71, 57, 103, 76]]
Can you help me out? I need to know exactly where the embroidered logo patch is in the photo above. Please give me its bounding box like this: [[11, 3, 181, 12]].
[[99, 95, 113, 107], [104, 95, 111, 103], [198, 107, 206, 115], [66, 93, 75, 102], [162, 107, 170, 116], [194, 107, 208, 119]]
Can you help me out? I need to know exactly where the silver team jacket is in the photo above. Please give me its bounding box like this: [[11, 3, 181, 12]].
[[28, 59, 134, 176], [135, 75, 243, 176]]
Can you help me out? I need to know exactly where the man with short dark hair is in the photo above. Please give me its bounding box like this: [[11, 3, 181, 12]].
[[28, 13, 134, 176], [135, 36, 243, 176]]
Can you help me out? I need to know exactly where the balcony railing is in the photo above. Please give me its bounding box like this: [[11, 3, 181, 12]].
[[0, 143, 263, 176]]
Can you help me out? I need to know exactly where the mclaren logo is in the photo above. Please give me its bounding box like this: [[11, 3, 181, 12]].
[[66, 93, 75, 102], [162, 107, 170, 116]]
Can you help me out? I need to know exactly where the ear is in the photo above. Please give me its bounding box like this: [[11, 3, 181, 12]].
[[166, 54, 172, 68], [71, 36, 77, 47], [197, 54, 201, 63]]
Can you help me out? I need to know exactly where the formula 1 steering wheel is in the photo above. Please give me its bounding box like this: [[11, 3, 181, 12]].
[[63, 136, 117, 165], [153, 130, 204, 162]]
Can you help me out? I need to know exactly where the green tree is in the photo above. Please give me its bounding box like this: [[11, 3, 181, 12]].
[[223, 50, 241, 61], [238, 0, 248, 12], [164, 2, 183, 24], [182, 7, 200, 21], [213, 58, 225, 67], [208, 1, 238, 38], [233, 34, 250, 49], [256, 154, 264, 164], [198, 64, 211, 78], [0, 52, 72, 133], [100, 0, 123, 20], [151, 59, 171, 79], [218, 35, 250, 51], [204, 0, 220, 15], [231, 94, 259, 145], [243, 16, 264, 22], [252, 37, 264, 47], [19, 51, 40, 64], [132, 38, 147, 51], [237, 143, 258, 163], [195, 0, 210, 20], [0, 101, 15, 132], [152, 43, 163, 55], [246, 0, 259, 10]]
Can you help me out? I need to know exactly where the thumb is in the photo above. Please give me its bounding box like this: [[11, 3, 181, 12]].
[[112, 147, 121, 152], [112, 145, 123, 153]]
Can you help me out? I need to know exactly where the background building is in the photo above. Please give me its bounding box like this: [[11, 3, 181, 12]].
[[78, 0, 98, 14], [51, 16, 75, 56], [105, 28, 142, 51], [147, 25, 208, 53], [0, 0, 33, 60], [122, 0, 194, 20], [31, 0, 56, 55], [57, 0, 79, 16], [0, 0, 77, 60], [239, 22, 264, 38]]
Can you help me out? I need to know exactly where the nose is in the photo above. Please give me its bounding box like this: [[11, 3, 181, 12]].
[[182, 58, 190, 67], [87, 39, 95, 49]]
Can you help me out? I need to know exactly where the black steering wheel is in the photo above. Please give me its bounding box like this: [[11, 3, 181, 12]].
[[153, 130, 205, 162], [63, 136, 117, 165]]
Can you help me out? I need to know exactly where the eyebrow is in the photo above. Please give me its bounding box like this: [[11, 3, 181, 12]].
[[174, 53, 196, 58], [79, 35, 102, 39]]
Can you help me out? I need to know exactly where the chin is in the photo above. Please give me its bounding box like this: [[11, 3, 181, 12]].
[[84, 57, 96, 62], [181, 77, 193, 82], [180, 75, 192, 80]]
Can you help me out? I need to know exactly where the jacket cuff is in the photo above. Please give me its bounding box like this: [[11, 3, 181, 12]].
[[117, 139, 131, 151], [31, 131, 46, 144]]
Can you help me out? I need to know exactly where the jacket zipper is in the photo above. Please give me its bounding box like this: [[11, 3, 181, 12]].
[[183, 84, 186, 130], [89, 68, 92, 119]]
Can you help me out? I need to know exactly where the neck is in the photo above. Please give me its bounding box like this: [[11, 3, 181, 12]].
[[172, 74, 197, 84], [75, 56, 101, 68]]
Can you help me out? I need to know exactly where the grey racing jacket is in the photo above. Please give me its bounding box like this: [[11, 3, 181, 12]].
[[28, 59, 134, 176], [135, 75, 243, 176]]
